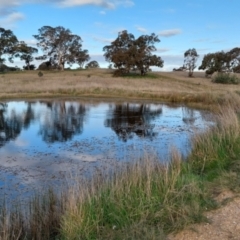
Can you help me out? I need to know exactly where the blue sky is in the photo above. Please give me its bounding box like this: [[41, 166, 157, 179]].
[[0, 0, 239, 71]]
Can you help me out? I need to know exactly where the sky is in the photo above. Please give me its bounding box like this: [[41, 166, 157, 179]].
[[0, 0, 239, 71]]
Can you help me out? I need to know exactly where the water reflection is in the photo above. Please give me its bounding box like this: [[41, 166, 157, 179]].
[[0, 100, 214, 202], [182, 107, 197, 125], [38, 101, 87, 142], [105, 103, 162, 141], [0, 103, 22, 147]]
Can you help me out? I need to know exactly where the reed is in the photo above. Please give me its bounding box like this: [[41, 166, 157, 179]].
[[0, 189, 65, 240]]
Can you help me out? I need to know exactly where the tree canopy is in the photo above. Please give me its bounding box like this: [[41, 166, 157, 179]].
[[226, 47, 240, 73], [0, 27, 18, 65], [183, 48, 199, 77], [85, 60, 99, 69], [15, 41, 38, 70], [76, 49, 90, 69], [199, 48, 240, 75], [103, 30, 164, 76], [33, 26, 89, 71]]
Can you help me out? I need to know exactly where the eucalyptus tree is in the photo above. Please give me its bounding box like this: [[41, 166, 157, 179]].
[[76, 49, 90, 68], [0, 27, 18, 66], [198, 51, 228, 76], [183, 48, 199, 77], [33, 26, 89, 71], [103, 30, 164, 76], [227, 47, 240, 73], [198, 48, 240, 76], [16, 41, 38, 70], [85, 60, 99, 69]]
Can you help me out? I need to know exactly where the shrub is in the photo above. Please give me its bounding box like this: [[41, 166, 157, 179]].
[[212, 73, 240, 84], [38, 71, 43, 77]]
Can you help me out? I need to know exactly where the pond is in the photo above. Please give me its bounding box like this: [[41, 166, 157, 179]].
[[0, 100, 214, 202]]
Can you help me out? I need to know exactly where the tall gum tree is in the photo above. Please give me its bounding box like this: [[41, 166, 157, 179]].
[[16, 41, 38, 70], [0, 28, 18, 65], [199, 48, 240, 76], [103, 30, 164, 76], [198, 51, 228, 76], [33, 26, 88, 71], [76, 49, 90, 69], [184, 48, 199, 77]]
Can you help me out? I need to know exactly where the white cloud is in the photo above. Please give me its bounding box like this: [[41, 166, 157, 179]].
[[0, 12, 25, 27], [57, 0, 134, 9], [59, 0, 115, 9], [93, 36, 113, 43], [88, 53, 106, 67], [210, 39, 226, 44], [111, 27, 126, 34], [23, 39, 38, 46], [136, 26, 147, 33], [159, 54, 183, 71], [156, 48, 170, 53], [197, 48, 211, 54], [0, 0, 135, 27], [100, 10, 106, 14], [158, 29, 182, 37], [0, 1, 21, 15], [193, 38, 210, 43]]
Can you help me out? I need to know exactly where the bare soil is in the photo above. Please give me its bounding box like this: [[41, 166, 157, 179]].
[[168, 191, 240, 240]]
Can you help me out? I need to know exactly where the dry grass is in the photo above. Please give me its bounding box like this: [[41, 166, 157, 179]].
[[1, 69, 240, 110]]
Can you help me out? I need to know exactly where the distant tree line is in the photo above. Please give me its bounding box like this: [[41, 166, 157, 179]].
[[1, 26, 240, 78]]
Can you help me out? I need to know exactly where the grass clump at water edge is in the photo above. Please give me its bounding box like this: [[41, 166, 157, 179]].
[[60, 154, 213, 240], [1, 106, 240, 239]]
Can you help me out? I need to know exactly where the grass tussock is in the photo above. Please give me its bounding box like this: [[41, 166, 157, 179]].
[[60, 155, 210, 240]]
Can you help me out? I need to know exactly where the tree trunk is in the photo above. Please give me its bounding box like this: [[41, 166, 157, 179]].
[[58, 56, 65, 71], [188, 70, 193, 77], [59, 63, 64, 71]]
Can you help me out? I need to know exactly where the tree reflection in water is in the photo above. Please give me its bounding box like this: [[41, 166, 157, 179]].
[[38, 101, 87, 142], [0, 103, 25, 147], [182, 107, 196, 125], [104, 103, 162, 142]]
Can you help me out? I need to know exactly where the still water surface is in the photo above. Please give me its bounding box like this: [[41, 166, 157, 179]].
[[0, 100, 214, 201]]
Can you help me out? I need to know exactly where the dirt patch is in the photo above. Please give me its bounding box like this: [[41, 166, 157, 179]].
[[168, 191, 240, 240]]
